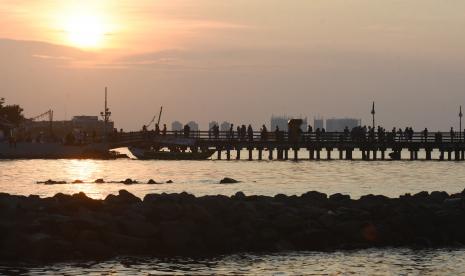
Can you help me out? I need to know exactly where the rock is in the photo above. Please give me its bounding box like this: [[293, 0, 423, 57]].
[[219, 177, 239, 184], [38, 179, 67, 185], [301, 191, 327, 201], [6, 188, 465, 262], [413, 191, 429, 199], [105, 190, 141, 205], [95, 179, 105, 184], [121, 178, 138, 185], [329, 193, 351, 201], [232, 191, 246, 200], [443, 198, 462, 208], [429, 191, 449, 202], [166, 180, 173, 184], [72, 180, 84, 184], [147, 179, 158, 184]]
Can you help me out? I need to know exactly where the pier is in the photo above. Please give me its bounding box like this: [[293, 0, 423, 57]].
[[113, 130, 465, 161]]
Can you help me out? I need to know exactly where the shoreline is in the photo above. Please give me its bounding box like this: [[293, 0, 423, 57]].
[[1, 189, 465, 263]]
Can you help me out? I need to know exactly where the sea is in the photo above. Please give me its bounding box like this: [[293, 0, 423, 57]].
[[1, 148, 465, 275]]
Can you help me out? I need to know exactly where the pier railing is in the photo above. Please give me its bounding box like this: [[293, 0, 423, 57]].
[[114, 130, 464, 144]]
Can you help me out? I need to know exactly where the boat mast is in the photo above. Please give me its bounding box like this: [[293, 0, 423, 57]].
[[157, 106, 163, 126]]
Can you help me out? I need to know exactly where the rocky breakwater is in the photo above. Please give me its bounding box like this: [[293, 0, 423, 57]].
[[1, 189, 465, 262]]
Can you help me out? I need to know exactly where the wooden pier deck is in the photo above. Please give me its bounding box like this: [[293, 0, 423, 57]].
[[112, 130, 465, 161]]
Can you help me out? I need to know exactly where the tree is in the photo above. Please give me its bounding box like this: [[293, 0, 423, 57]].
[[0, 98, 25, 126]]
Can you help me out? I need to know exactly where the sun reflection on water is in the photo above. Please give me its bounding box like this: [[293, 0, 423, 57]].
[[65, 160, 100, 182]]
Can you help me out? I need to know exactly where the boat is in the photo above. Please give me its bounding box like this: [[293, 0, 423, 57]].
[[0, 142, 126, 160], [128, 147, 215, 160]]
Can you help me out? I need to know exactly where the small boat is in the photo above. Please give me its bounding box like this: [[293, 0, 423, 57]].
[[129, 147, 215, 160]]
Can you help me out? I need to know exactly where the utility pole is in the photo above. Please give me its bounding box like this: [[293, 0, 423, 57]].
[[100, 87, 111, 142], [371, 101, 375, 130], [459, 106, 463, 141]]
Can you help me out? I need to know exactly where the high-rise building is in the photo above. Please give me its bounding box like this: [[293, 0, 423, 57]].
[[187, 121, 199, 131], [220, 121, 231, 132], [171, 121, 183, 131], [314, 117, 324, 130], [325, 118, 361, 132], [209, 121, 219, 130]]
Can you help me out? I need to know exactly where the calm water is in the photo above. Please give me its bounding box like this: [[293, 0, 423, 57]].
[[2, 249, 465, 275], [0, 149, 464, 199], [1, 151, 465, 274]]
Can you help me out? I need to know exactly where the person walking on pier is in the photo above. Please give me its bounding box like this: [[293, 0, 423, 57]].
[[155, 124, 160, 136], [162, 124, 167, 136], [214, 125, 220, 139], [183, 124, 190, 138], [422, 128, 428, 142], [241, 125, 246, 141], [247, 125, 254, 141], [275, 126, 281, 141], [229, 124, 234, 140], [398, 128, 403, 142], [261, 124, 268, 141], [307, 125, 313, 141]]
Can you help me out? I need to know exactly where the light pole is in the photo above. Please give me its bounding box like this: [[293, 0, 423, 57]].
[[371, 101, 375, 130], [459, 106, 463, 141], [100, 87, 111, 143]]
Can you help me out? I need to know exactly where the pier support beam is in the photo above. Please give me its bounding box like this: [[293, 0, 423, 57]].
[[284, 149, 289, 160], [339, 149, 343, 160], [293, 149, 298, 161], [345, 149, 352, 160], [448, 151, 452, 161], [258, 149, 263, 160], [381, 150, 385, 160], [309, 149, 314, 160], [409, 150, 414, 161], [268, 149, 273, 160], [439, 150, 444, 161], [226, 149, 231, 160], [426, 150, 432, 160], [316, 149, 321, 160], [277, 149, 283, 160], [361, 150, 366, 161], [326, 148, 332, 160], [373, 150, 377, 161], [217, 149, 222, 160], [248, 149, 253, 161], [455, 150, 460, 161], [236, 149, 241, 160]]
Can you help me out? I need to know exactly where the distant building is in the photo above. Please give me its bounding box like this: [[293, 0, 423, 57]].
[[271, 116, 288, 131], [209, 121, 219, 130], [187, 121, 199, 131], [171, 121, 183, 131], [326, 118, 361, 132], [271, 115, 308, 131], [314, 117, 324, 130], [220, 121, 231, 132]]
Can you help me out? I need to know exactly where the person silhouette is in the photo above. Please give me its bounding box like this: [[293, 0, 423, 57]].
[[162, 124, 167, 136]]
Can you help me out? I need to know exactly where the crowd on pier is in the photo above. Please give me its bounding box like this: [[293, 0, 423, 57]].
[[169, 123, 465, 143]]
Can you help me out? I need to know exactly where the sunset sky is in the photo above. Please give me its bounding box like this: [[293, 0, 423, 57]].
[[1, 0, 465, 130]]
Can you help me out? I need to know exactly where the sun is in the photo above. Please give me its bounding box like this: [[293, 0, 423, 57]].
[[64, 13, 106, 49]]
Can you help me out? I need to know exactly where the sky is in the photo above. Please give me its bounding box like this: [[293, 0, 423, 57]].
[[1, 0, 465, 131]]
